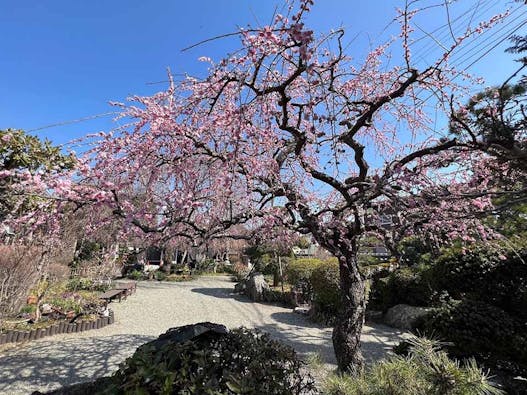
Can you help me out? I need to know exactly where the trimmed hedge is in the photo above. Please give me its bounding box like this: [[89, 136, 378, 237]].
[[285, 258, 325, 288], [310, 259, 341, 322]]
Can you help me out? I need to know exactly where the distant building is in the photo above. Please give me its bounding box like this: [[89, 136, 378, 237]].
[[291, 244, 319, 257]]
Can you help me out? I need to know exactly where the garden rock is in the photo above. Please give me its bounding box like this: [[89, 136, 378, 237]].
[[245, 272, 270, 302], [383, 304, 431, 329], [40, 303, 53, 314], [294, 306, 310, 315], [144, 322, 229, 350], [234, 281, 246, 294]]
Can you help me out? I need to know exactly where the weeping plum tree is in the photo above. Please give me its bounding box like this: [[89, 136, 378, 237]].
[[27, 1, 517, 371]]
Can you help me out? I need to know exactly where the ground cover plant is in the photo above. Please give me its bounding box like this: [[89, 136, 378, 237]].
[[321, 337, 504, 395]]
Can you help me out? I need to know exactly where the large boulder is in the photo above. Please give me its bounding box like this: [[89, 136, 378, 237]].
[[383, 304, 432, 330], [142, 322, 229, 350], [245, 272, 270, 302]]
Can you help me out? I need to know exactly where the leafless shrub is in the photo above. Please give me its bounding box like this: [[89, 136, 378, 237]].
[[0, 245, 42, 322], [47, 262, 70, 282]]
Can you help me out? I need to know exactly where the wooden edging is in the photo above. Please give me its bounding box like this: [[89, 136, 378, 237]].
[[0, 310, 115, 345]]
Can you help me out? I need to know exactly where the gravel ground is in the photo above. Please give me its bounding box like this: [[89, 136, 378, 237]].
[[0, 276, 407, 394]]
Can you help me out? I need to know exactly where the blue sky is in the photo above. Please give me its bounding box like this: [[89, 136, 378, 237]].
[[0, 0, 525, 147]]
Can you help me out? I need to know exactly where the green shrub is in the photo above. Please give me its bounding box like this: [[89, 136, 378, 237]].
[[107, 327, 316, 394], [66, 277, 93, 291], [310, 259, 340, 321], [66, 277, 110, 292], [127, 270, 144, 281], [396, 236, 435, 266], [418, 299, 526, 366], [19, 304, 36, 314], [425, 245, 527, 319], [286, 258, 340, 304], [322, 337, 504, 395], [46, 297, 83, 314], [154, 271, 167, 281], [194, 259, 215, 274], [285, 258, 325, 288], [216, 262, 234, 274], [74, 240, 102, 263], [369, 266, 432, 311]]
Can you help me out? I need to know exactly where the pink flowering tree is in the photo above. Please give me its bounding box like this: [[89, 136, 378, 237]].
[[37, 1, 517, 371]]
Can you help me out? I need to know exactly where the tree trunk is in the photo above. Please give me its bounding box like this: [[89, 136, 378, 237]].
[[332, 252, 366, 373]]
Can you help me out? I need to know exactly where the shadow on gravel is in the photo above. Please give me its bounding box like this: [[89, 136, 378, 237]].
[[0, 334, 152, 394], [257, 318, 336, 365], [264, 312, 405, 366], [360, 326, 406, 364], [190, 287, 253, 303]]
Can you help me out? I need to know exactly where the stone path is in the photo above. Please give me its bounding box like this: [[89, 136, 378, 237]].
[[0, 276, 407, 394]]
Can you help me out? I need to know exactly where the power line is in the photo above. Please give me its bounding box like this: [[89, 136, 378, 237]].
[[413, 11, 527, 108], [461, 18, 527, 70], [449, 8, 527, 68], [412, 0, 495, 54], [27, 112, 117, 133], [412, 3, 522, 69]]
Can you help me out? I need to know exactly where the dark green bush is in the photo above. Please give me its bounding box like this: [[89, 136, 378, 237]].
[[310, 259, 340, 321], [425, 246, 527, 319], [74, 240, 102, 263], [193, 259, 217, 274], [366, 243, 527, 393], [286, 257, 340, 305], [107, 327, 316, 394], [418, 299, 526, 367], [216, 262, 234, 274], [396, 236, 434, 266], [369, 267, 432, 311]]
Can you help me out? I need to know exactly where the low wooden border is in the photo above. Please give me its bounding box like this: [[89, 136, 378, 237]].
[[0, 310, 115, 345]]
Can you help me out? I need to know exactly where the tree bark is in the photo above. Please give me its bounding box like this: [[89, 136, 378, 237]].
[[332, 252, 366, 373]]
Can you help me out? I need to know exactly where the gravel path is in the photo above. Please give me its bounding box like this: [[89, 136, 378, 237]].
[[0, 276, 407, 394]]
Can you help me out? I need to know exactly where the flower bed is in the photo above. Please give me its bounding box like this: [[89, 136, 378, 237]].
[[0, 310, 114, 345]]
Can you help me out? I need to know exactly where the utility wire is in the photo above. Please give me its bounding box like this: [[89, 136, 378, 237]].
[[412, 2, 520, 68], [27, 112, 117, 133], [461, 18, 527, 70], [411, 0, 495, 55], [448, 8, 527, 67]]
